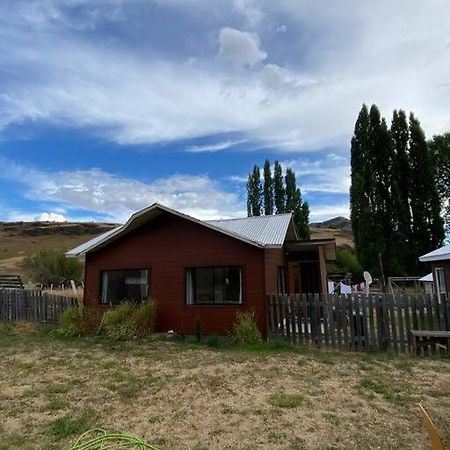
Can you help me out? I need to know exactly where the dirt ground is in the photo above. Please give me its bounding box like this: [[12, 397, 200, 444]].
[[0, 324, 448, 450]]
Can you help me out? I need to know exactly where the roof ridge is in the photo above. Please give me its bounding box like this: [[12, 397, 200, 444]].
[[207, 213, 292, 222]]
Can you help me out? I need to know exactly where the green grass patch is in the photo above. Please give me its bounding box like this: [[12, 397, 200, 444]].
[[43, 399, 67, 412], [358, 377, 412, 405], [49, 414, 91, 439], [269, 392, 304, 408]]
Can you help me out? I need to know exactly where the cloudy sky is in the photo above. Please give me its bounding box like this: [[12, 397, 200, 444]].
[[0, 0, 449, 223]]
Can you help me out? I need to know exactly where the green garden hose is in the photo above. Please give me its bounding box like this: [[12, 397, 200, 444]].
[[67, 428, 161, 450]]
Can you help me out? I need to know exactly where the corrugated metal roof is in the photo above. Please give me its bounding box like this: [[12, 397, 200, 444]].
[[419, 244, 450, 262], [207, 214, 293, 246], [66, 204, 294, 257], [419, 273, 433, 282], [66, 226, 121, 257]]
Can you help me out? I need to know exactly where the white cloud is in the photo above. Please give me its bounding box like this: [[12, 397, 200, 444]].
[[0, 158, 246, 223], [7, 211, 67, 222], [281, 156, 350, 195], [309, 204, 350, 223], [37, 212, 67, 222], [0, 0, 449, 151], [218, 27, 267, 68], [186, 139, 246, 153]]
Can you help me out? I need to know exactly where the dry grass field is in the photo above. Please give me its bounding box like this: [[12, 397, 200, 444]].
[[0, 222, 116, 276], [0, 324, 448, 450]]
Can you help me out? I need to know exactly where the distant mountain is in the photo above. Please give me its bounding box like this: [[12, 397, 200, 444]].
[[309, 217, 354, 249], [310, 216, 352, 232]]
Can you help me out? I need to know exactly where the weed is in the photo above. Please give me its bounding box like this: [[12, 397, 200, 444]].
[[206, 334, 220, 348], [269, 392, 304, 408], [49, 414, 91, 439], [43, 399, 67, 411], [231, 311, 261, 345]]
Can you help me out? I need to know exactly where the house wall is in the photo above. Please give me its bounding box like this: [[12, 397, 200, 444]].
[[83, 213, 268, 336], [264, 248, 287, 294], [431, 261, 450, 293]]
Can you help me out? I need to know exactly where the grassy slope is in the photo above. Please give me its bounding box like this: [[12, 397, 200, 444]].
[[0, 222, 117, 276], [0, 324, 448, 450]]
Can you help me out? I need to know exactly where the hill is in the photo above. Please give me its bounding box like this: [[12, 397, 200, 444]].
[[310, 216, 354, 250], [0, 221, 117, 276], [0, 216, 354, 277]]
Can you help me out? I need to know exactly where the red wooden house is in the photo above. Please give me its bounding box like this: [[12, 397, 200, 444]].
[[67, 204, 335, 336]]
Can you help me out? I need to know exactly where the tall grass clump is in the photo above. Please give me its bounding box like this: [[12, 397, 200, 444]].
[[133, 301, 156, 337], [59, 307, 83, 337], [104, 301, 156, 339], [58, 307, 104, 337], [231, 311, 262, 345]]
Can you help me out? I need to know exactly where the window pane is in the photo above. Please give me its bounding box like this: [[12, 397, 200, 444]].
[[277, 266, 287, 294], [214, 267, 225, 303], [195, 268, 214, 303], [101, 269, 148, 305], [224, 267, 242, 303]]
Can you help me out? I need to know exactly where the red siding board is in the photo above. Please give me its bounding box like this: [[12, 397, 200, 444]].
[[84, 213, 269, 336]]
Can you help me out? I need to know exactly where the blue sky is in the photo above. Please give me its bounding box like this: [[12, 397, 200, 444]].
[[0, 1, 449, 224]]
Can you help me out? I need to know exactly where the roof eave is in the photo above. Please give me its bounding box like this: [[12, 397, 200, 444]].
[[65, 203, 265, 256]]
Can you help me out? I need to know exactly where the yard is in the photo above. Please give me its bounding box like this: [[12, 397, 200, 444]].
[[0, 324, 448, 450]]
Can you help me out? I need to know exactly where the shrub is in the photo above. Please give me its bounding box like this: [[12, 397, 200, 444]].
[[58, 307, 104, 337], [103, 301, 156, 339], [231, 311, 262, 345], [103, 303, 136, 339], [23, 249, 83, 287], [81, 308, 104, 335], [133, 301, 156, 338], [59, 307, 83, 337]]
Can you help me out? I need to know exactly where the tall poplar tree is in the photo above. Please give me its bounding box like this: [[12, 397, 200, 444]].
[[263, 159, 274, 215], [429, 133, 450, 231], [350, 104, 373, 272], [273, 161, 285, 214], [408, 114, 444, 265], [285, 168, 310, 239], [246, 165, 262, 217], [390, 110, 412, 272]]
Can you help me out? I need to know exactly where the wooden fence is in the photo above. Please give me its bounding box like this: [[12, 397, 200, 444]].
[[267, 293, 450, 354], [0, 288, 78, 325]]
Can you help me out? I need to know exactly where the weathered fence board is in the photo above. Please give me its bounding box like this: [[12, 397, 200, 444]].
[[0, 289, 78, 325], [267, 293, 450, 355]]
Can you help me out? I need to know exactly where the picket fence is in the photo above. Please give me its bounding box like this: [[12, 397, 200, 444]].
[[0, 288, 78, 325], [267, 293, 450, 354]]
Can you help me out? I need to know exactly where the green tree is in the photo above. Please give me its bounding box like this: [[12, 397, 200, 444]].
[[285, 168, 310, 239], [23, 249, 83, 287], [408, 114, 444, 268], [273, 160, 285, 214], [390, 110, 413, 272], [429, 132, 450, 231], [263, 159, 274, 215], [350, 104, 374, 272], [246, 165, 262, 216]]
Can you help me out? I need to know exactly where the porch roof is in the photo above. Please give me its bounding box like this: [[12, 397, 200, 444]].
[[285, 239, 336, 261]]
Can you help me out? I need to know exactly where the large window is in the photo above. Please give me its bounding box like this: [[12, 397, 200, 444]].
[[186, 267, 242, 305], [101, 269, 148, 305]]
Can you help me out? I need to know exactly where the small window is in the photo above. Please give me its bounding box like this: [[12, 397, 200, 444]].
[[101, 269, 148, 305], [277, 266, 287, 294], [435, 267, 447, 294], [186, 267, 242, 305]]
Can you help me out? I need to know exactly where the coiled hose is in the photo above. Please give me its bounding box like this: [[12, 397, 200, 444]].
[[67, 428, 161, 450]]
